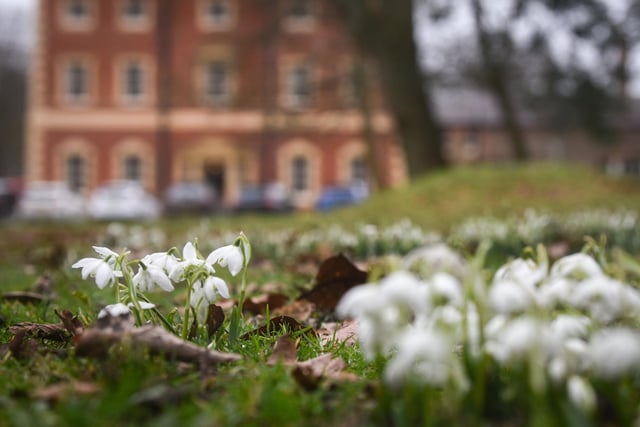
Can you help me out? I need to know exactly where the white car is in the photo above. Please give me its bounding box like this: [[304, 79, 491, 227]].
[[88, 180, 161, 220], [16, 181, 86, 220]]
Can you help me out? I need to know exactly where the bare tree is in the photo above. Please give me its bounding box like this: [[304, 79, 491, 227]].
[[329, 0, 448, 180], [0, 9, 29, 177], [469, 0, 528, 160]]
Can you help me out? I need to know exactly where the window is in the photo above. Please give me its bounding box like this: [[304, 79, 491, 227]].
[[68, 0, 89, 19], [123, 0, 144, 19], [342, 65, 360, 108], [124, 155, 142, 181], [118, 0, 152, 30], [67, 155, 84, 192], [122, 60, 145, 103], [292, 156, 308, 191], [198, 0, 234, 30], [60, 0, 94, 31], [207, 0, 230, 22], [351, 157, 368, 182], [287, 64, 312, 109], [284, 0, 315, 31], [288, 0, 312, 19], [204, 61, 230, 105], [65, 61, 88, 104]]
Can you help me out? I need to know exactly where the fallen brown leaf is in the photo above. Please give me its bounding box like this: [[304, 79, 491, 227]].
[[243, 293, 289, 315], [317, 320, 359, 347], [205, 304, 225, 338], [298, 254, 368, 310], [34, 381, 101, 403], [293, 353, 359, 391], [272, 299, 316, 323], [267, 334, 298, 366]]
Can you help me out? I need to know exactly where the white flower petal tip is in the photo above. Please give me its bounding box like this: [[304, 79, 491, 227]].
[[98, 303, 131, 319], [206, 245, 244, 276]]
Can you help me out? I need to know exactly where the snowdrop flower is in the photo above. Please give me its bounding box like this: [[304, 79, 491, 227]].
[[189, 276, 230, 321], [98, 302, 131, 319], [570, 276, 633, 323], [72, 246, 123, 289], [485, 316, 541, 364], [130, 301, 155, 310], [550, 253, 603, 280], [538, 277, 575, 308], [337, 271, 429, 359], [548, 315, 591, 342], [169, 241, 212, 281], [428, 273, 463, 307], [567, 375, 596, 413], [384, 326, 460, 388], [488, 280, 536, 314], [206, 244, 244, 276], [141, 251, 179, 274], [493, 257, 547, 289], [336, 283, 386, 319], [133, 263, 174, 292], [587, 328, 640, 378], [402, 243, 467, 278]]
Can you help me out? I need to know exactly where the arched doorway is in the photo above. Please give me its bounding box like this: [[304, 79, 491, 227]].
[[204, 161, 225, 200]]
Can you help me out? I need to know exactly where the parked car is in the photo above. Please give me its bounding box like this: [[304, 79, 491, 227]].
[[234, 182, 293, 213], [164, 181, 218, 215], [315, 182, 368, 212], [16, 181, 86, 220], [0, 177, 21, 217], [88, 180, 161, 220]]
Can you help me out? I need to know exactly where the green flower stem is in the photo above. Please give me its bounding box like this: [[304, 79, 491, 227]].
[[181, 278, 193, 340], [119, 257, 143, 326]]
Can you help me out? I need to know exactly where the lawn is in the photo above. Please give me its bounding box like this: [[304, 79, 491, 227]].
[[1, 163, 640, 427]]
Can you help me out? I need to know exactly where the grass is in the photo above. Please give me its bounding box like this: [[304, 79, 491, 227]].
[[1, 162, 639, 426]]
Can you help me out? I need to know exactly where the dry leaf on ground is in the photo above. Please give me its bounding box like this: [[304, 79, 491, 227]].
[[34, 381, 101, 403], [317, 320, 359, 346], [293, 353, 359, 390], [267, 334, 298, 366], [298, 254, 368, 310]]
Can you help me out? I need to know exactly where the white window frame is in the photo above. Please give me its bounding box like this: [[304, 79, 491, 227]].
[[59, 57, 94, 106], [115, 56, 154, 107], [66, 154, 86, 193], [285, 63, 313, 110], [124, 154, 142, 182], [197, 0, 236, 31], [59, 0, 96, 32], [202, 60, 232, 106], [117, 0, 153, 32], [283, 0, 316, 32], [291, 155, 309, 192]]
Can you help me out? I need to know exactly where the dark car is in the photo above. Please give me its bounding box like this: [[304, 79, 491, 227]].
[[164, 181, 218, 215], [235, 182, 292, 213], [315, 182, 369, 212], [0, 177, 21, 217]]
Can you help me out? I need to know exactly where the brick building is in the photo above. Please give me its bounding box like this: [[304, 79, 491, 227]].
[[25, 0, 406, 209]]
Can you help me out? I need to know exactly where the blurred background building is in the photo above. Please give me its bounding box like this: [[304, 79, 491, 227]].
[[7, 0, 640, 215], [24, 0, 404, 210]]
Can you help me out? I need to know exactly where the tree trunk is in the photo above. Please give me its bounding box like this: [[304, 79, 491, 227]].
[[470, 0, 529, 161], [352, 57, 385, 189], [331, 0, 447, 179]]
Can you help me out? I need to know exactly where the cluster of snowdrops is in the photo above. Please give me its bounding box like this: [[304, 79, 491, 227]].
[[73, 232, 640, 418]]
